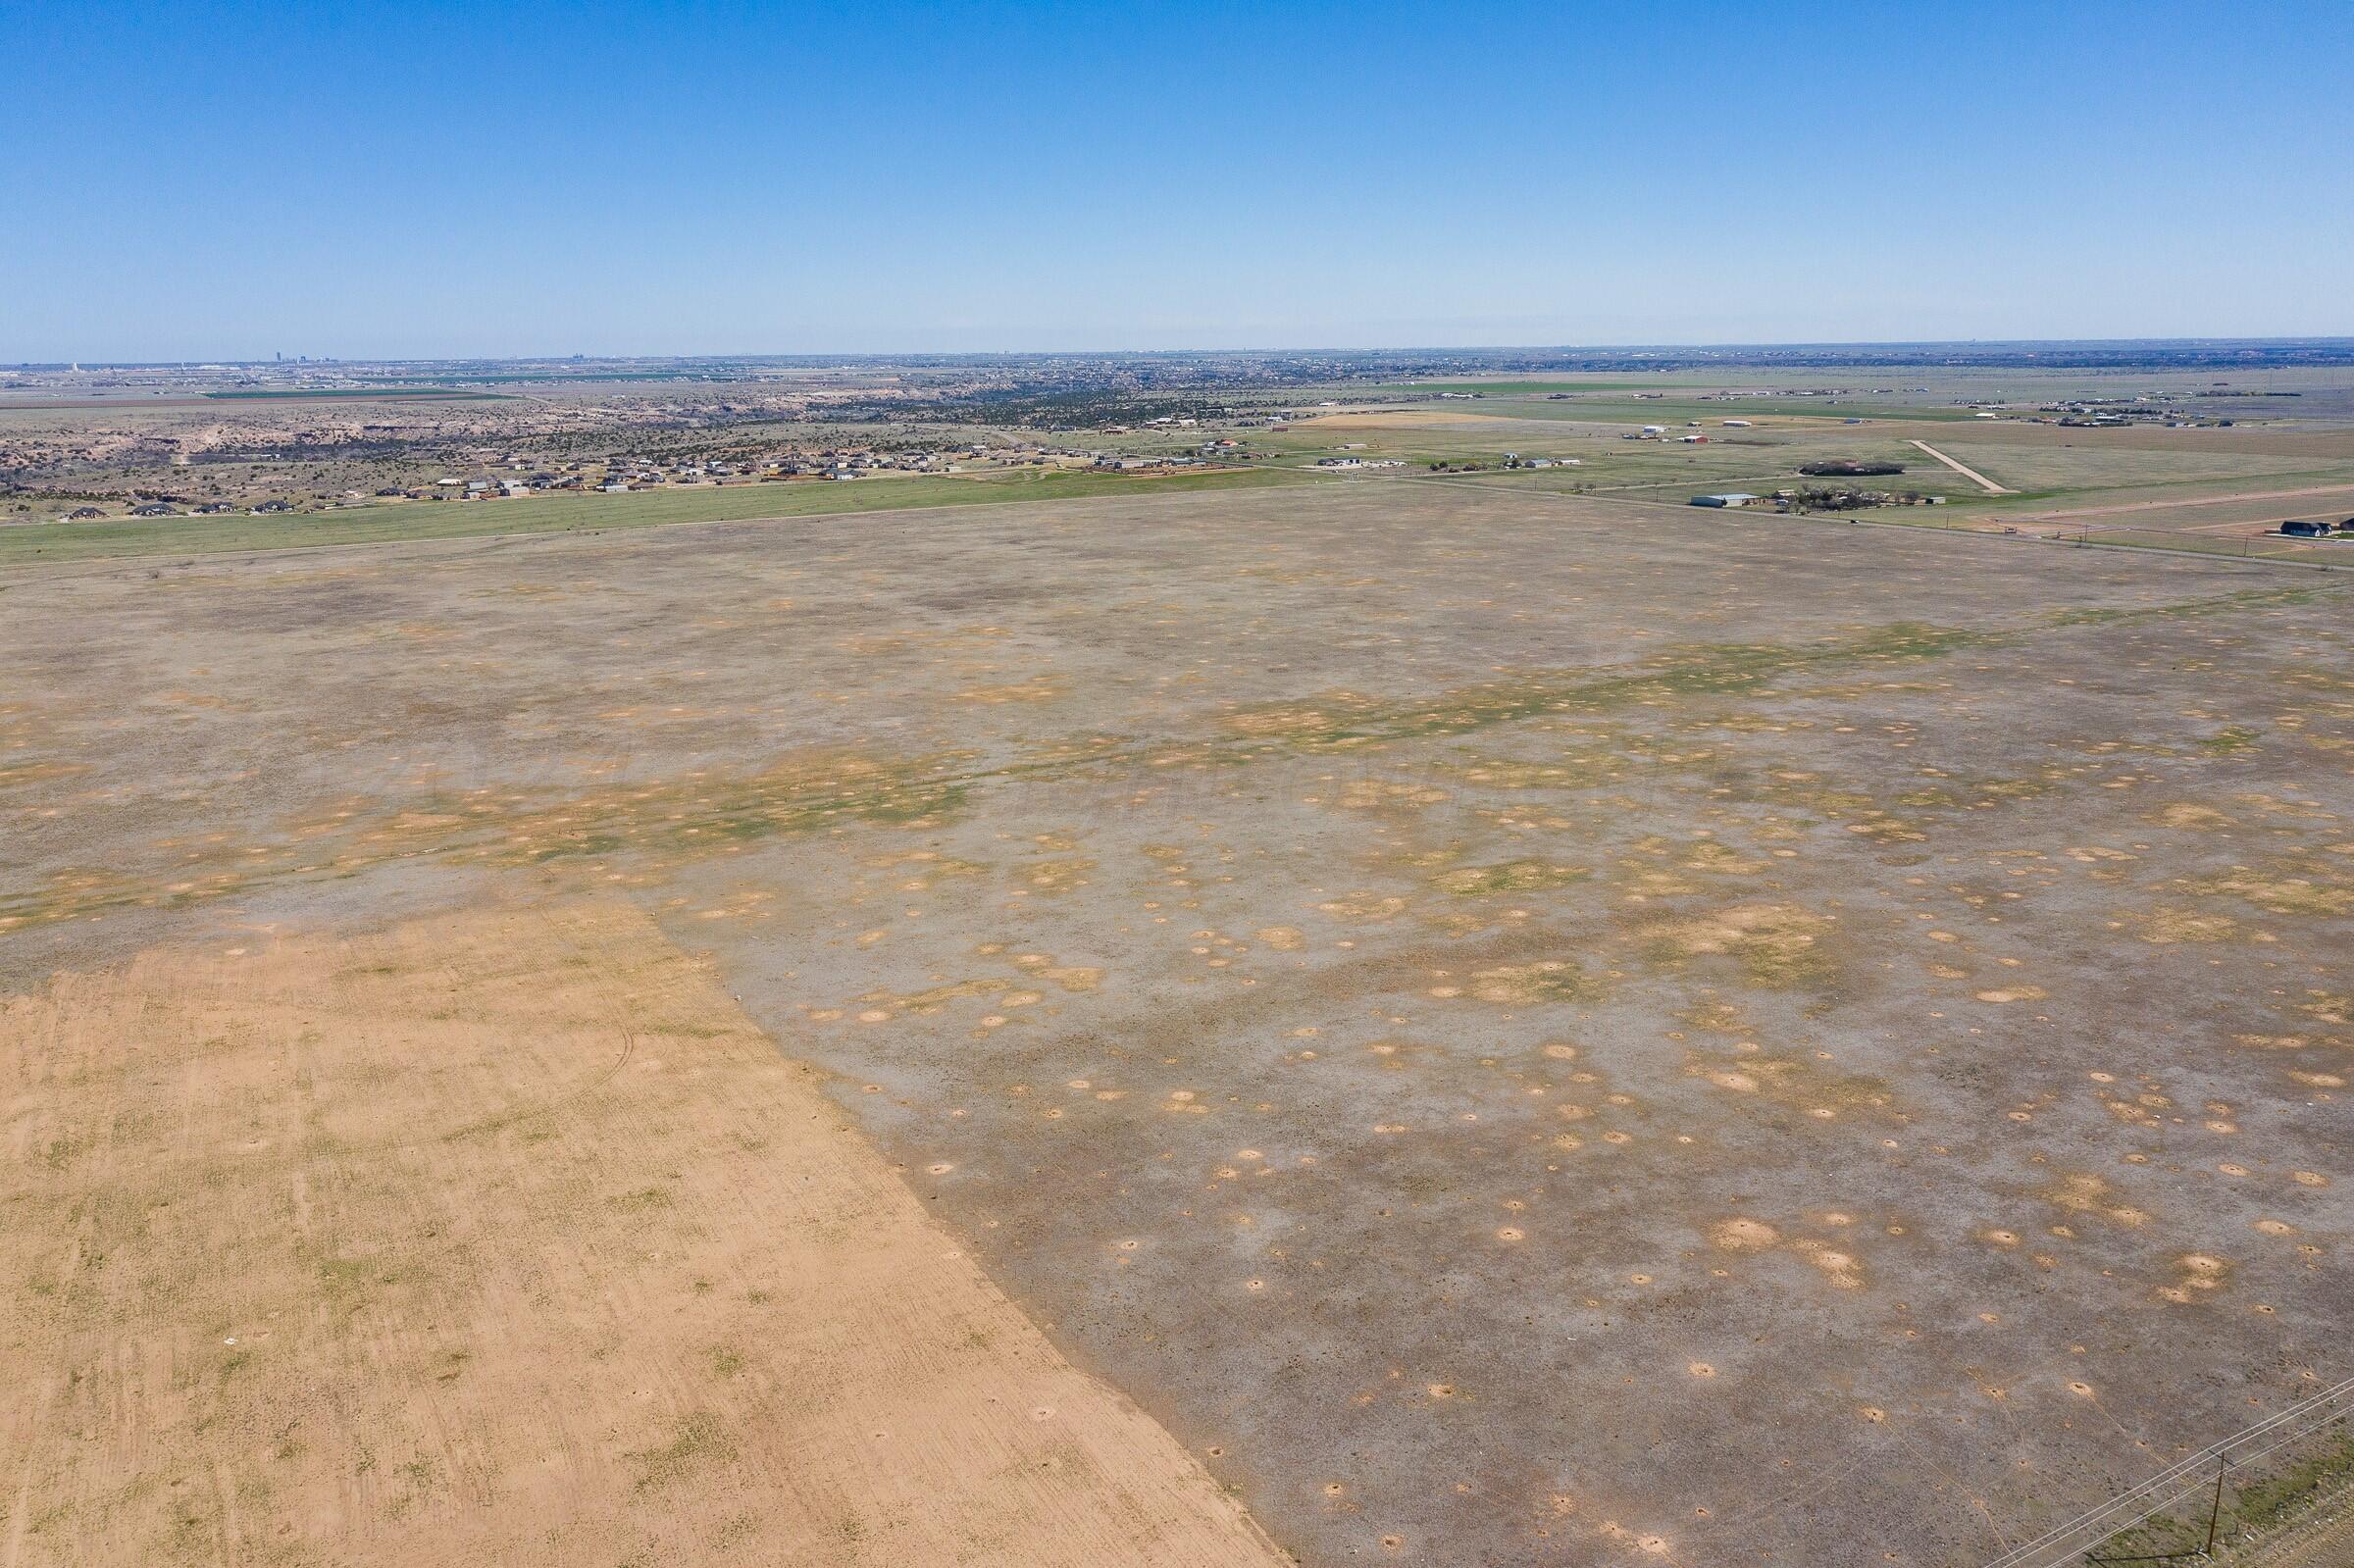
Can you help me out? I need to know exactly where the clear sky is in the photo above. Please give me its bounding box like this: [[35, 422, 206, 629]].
[[6, 1, 2349, 361]]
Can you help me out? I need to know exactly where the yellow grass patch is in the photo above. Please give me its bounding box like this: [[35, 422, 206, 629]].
[[0, 900, 1284, 1568]]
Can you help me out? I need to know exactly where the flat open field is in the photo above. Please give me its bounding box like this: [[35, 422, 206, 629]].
[[1, 900, 1283, 1566], [0, 465, 1307, 569], [4, 481, 2350, 1566], [1278, 408, 2354, 495], [1265, 404, 2354, 562], [2001, 484, 2354, 540]]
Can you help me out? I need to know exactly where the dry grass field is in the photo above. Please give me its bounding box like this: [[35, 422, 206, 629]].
[[1, 899, 1285, 1567], [4, 479, 2349, 1566]]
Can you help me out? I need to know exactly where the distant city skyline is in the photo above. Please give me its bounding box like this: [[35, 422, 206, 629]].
[[7, 1, 2349, 361]]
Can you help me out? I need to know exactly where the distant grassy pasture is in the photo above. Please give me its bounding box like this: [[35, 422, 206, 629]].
[[1942, 444, 2349, 494], [1361, 379, 1669, 395], [0, 465, 1315, 568], [199, 387, 511, 402], [1257, 421, 1945, 493], [1266, 414, 2354, 520], [1418, 395, 1974, 425]]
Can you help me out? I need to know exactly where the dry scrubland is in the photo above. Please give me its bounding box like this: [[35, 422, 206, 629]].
[[3, 479, 2351, 1566]]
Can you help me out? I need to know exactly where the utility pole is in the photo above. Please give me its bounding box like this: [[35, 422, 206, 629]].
[[2202, 1453, 2225, 1558]]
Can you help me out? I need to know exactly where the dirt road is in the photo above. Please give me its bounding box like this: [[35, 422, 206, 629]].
[[1910, 438, 2014, 492], [2006, 481, 2354, 523]]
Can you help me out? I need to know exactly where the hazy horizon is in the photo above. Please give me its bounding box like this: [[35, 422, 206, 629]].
[[18, 335, 2354, 374]]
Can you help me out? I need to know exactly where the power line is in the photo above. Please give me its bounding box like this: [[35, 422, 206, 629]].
[[1978, 1375, 2354, 1568]]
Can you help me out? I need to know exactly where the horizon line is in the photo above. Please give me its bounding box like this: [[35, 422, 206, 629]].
[[13, 333, 2354, 371]]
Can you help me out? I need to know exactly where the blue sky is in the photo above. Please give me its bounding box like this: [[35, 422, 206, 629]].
[[5, 1, 2349, 359]]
